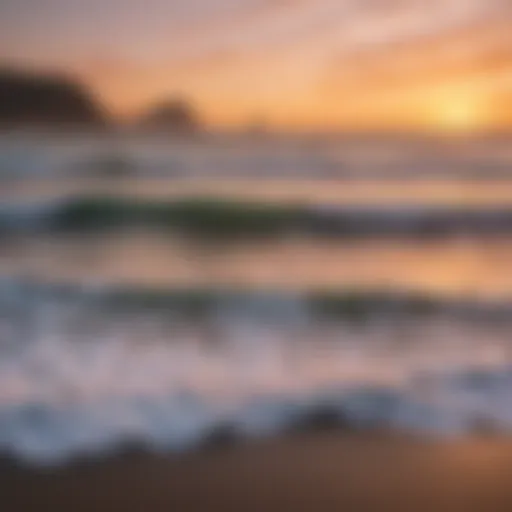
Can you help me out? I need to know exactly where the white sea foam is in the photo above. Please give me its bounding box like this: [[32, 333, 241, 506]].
[[0, 281, 512, 465]]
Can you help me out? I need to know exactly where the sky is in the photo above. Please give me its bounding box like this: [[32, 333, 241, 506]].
[[0, 0, 511, 131]]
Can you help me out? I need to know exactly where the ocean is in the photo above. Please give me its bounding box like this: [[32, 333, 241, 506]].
[[2, 131, 512, 465]]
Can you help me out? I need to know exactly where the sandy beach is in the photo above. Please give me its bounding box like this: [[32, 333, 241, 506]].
[[3, 432, 512, 512]]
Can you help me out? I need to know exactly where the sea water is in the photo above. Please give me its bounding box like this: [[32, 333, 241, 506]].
[[1, 132, 512, 465]]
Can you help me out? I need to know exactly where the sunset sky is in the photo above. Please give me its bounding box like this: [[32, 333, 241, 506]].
[[1, 0, 511, 131]]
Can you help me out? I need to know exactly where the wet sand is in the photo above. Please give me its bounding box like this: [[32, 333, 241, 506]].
[[2, 432, 512, 512]]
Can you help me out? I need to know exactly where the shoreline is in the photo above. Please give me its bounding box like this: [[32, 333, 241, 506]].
[[3, 432, 512, 511]]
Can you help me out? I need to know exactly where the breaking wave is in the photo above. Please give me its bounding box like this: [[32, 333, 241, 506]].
[[1, 278, 512, 466], [6, 197, 512, 237]]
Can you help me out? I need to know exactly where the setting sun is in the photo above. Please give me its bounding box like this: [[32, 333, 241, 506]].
[[434, 96, 486, 133]]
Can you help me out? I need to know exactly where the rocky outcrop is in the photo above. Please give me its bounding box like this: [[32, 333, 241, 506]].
[[138, 98, 200, 134], [0, 68, 106, 128]]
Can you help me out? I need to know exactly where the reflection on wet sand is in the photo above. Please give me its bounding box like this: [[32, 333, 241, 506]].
[[3, 433, 512, 512]]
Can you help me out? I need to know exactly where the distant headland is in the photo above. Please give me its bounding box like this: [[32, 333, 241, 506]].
[[0, 67, 108, 129], [0, 67, 202, 134]]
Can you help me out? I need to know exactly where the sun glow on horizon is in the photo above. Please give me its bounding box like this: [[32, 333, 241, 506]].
[[431, 94, 488, 134]]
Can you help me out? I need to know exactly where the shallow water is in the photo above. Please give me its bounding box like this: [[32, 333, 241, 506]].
[[1, 279, 512, 464]]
